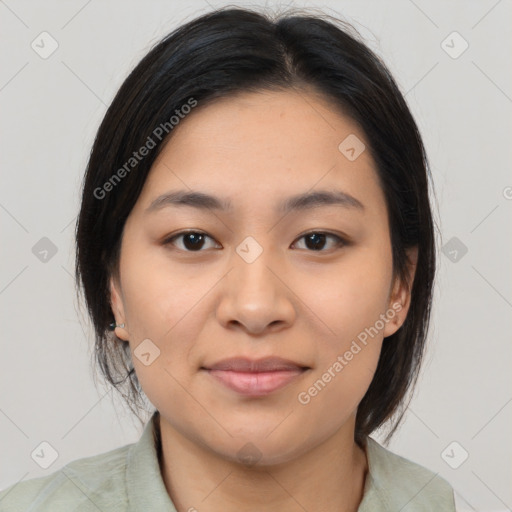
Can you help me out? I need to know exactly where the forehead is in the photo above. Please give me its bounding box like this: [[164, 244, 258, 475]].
[[134, 89, 385, 217]]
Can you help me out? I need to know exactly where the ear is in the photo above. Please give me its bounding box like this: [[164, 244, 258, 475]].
[[109, 275, 129, 341], [383, 246, 418, 338]]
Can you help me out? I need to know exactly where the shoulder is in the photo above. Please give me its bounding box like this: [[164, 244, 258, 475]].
[[360, 436, 456, 511], [0, 443, 131, 512]]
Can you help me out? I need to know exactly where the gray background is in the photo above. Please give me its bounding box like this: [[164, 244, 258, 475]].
[[1, 1, 511, 511]]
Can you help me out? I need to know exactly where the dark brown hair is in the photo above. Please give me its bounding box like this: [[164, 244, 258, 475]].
[[75, 6, 437, 445]]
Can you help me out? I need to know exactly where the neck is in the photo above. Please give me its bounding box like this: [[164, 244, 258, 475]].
[[156, 413, 369, 512]]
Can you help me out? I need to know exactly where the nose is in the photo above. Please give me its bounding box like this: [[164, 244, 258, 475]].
[[215, 243, 296, 335]]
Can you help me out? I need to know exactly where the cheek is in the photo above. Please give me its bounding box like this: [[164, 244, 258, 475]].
[[118, 249, 212, 397], [302, 256, 392, 346], [120, 243, 208, 337], [298, 252, 390, 405]]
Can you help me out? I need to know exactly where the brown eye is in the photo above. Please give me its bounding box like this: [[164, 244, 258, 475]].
[[163, 230, 347, 253], [164, 231, 219, 252], [292, 232, 346, 252]]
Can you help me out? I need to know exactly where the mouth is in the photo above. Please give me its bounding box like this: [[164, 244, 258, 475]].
[[201, 356, 311, 397]]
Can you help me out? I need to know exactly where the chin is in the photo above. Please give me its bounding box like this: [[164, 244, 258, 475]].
[[211, 431, 306, 468]]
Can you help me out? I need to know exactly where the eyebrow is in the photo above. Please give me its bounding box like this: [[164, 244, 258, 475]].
[[144, 188, 365, 215]]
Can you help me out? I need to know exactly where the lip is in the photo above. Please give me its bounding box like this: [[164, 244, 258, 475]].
[[205, 368, 307, 396], [202, 357, 310, 397], [203, 356, 308, 372]]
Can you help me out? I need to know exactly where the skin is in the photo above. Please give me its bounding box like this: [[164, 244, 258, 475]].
[[110, 88, 417, 512]]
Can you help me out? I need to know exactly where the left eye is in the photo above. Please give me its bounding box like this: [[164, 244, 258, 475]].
[[163, 231, 346, 252], [292, 232, 346, 251]]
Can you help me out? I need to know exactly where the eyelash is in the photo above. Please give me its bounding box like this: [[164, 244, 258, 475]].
[[162, 230, 348, 253]]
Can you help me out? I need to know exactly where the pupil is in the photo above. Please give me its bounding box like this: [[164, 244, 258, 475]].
[[184, 233, 204, 250], [306, 233, 325, 251]]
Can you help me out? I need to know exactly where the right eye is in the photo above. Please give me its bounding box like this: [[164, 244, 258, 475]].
[[162, 230, 220, 252]]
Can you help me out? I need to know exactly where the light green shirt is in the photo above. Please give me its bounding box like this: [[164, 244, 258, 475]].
[[0, 412, 456, 511]]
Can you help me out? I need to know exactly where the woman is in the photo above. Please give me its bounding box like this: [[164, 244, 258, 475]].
[[0, 6, 456, 511]]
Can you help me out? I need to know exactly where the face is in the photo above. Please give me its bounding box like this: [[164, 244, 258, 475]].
[[110, 88, 417, 466]]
